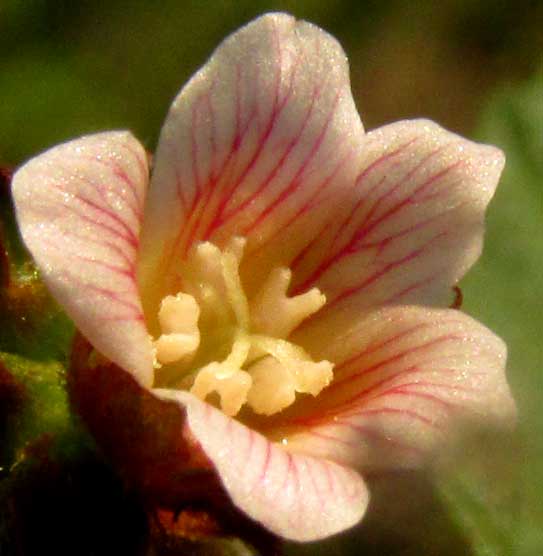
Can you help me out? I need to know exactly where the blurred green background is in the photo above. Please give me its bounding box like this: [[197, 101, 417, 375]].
[[0, 1, 542, 555]]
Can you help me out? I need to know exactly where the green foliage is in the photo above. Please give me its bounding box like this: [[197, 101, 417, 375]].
[[0, 246, 80, 469], [0, 352, 83, 465], [440, 70, 543, 556]]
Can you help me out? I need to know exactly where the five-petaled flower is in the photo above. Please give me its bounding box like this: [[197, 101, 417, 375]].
[[12, 13, 515, 541]]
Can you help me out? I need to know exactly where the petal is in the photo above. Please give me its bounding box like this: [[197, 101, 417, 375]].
[[138, 13, 363, 305], [153, 389, 369, 541], [280, 306, 515, 469], [289, 120, 505, 309], [12, 132, 153, 385]]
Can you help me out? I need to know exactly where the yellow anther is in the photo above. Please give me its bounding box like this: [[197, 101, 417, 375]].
[[247, 357, 296, 415], [250, 267, 326, 338], [153, 293, 200, 366], [158, 292, 199, 334], [191, 363, 252, 416]]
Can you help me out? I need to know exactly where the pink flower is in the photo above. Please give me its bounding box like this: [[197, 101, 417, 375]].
[[12, 13, 515, 541]]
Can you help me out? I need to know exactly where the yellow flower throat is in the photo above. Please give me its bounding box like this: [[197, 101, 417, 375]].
[[151, 237, 333, 416]]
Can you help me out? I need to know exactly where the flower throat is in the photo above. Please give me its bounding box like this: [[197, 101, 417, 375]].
[[151, 237, 333, 416]]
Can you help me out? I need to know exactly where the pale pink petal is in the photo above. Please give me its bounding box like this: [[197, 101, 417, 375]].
[[153, 389, 369, 541], [280, 306, 515, 469], [12, 132, 154, 385], [289, 120, 505, 309], [138, 12, 363, 304]]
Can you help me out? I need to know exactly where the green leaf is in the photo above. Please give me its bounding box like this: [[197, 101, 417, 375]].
[[0, 352, 87, 466]]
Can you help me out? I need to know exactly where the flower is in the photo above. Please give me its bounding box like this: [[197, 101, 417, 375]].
[[12, 13, 515, 542]]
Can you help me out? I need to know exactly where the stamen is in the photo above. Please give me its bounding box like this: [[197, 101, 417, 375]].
[[188, 242, 232, 328], [250, 267, 326, 338], [158, 292, 199, 334], [221, 249, 250, 330], [246, 355, 333, 415], [291, 360, 334, 396], [191, 363, 252, 416], [245, 350, 333, 415], [189, 330, 252, 412], [247, 357, 296, 415], [153, 293, 200, 366], [154, 333, 200, 365]]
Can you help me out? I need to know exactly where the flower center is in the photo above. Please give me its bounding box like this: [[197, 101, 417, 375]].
[[151, 238, 333, 416]]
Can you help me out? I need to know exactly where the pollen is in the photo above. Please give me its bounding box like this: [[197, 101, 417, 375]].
[[152, 237, 333, 416]]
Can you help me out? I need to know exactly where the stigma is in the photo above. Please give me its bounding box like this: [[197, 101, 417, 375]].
[[151, 238, 333, 416]]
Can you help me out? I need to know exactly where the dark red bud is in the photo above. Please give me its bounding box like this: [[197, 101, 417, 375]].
[[68, 333, 225, 508]]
